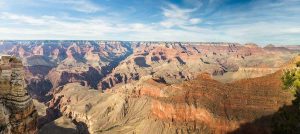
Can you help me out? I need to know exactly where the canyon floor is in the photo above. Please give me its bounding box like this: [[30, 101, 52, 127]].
[[0, 40, 299, 134]]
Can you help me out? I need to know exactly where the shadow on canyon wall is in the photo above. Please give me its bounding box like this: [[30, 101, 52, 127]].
[[38, 122, 78, 134], [229, 99, 300, 134]]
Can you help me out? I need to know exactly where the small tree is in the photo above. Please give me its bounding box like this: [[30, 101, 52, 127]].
[[273, 64, 300, 133], [282, 67, 300, 104]]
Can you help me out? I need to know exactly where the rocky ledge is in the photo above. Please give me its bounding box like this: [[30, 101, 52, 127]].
[[0, 55, 37, 134]]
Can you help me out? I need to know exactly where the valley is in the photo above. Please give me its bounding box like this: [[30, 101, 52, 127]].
[[0, 40, 298, 134]]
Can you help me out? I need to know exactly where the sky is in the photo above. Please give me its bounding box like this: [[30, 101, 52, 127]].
[[0, 0, 300, 45]]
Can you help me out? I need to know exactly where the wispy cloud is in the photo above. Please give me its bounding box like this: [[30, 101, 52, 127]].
[[0, 0, 300, 45], [0, 11, 229, 43], [160, 3, 202, 28], [0, 12, 48, 25], [0, 12, 156, 39], [43, 0, 102, 13]]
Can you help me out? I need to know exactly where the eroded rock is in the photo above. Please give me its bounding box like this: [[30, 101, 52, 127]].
[[0, 55, 38, 134]]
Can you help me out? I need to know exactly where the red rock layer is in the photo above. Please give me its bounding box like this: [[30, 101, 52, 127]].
[[136, 71, 293, 133]]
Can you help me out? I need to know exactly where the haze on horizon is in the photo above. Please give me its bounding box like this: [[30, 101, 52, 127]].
[[0, 0, 300, 45]]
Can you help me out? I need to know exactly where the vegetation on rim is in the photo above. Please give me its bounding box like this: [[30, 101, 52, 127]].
[[273, 61, 300, 134]]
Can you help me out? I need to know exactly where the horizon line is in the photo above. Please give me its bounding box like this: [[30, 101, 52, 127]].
[[1, 40, 299, 46]]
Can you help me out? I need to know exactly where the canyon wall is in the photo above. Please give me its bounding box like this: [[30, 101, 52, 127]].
[[0, 55, 37, 134], [0, 41, 298, 134]]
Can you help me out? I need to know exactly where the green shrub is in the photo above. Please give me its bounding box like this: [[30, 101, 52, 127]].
[[296, 61, 300, 67], [275, 65, 300, 133], [281, 69, 300, 95]]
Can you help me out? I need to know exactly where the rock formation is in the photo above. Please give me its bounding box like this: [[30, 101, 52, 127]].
[[42, 66, 293, 133], [0, 41, 298, 134], [0, 41, 133, 102], [0, 55, 37, 134], [99, 42, 296, 89]]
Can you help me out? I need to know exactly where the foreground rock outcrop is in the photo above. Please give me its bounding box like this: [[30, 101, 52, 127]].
[[0, 55, 37, 134]]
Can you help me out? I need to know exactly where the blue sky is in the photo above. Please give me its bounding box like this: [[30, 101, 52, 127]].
[[0, 0, 300, 45]]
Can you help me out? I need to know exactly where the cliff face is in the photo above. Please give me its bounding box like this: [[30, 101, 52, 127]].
[[45, 41, 132, 91], [0, 41, 132, 102], [148, 72, 292, 133], [43, 69, 293, 134], [0, 41, 296, 102], [99, 42, 296, 90], [0, 55, 37, 134], [0, 41, 298, 134]]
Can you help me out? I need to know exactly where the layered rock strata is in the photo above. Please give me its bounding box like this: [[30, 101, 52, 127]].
[[0, 55, 37, 134]]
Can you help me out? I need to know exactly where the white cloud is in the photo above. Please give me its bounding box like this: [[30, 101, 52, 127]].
[[160, 3, 202, 28], [2, 11, 300, 45], [162, 4, 196, 20], [0, 0, 300, 45], [218, 21, 300, 45], [0, 11, 231, 43], [285, 28, 300, 34], [0, 12, 48, 25], [189, 18, 202, 24], [0, 12, 157, 40], [67, 0, 101, 13], [42, 0, 102, 13]]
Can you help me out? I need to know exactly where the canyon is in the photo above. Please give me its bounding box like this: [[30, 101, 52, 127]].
[[0, 40, 298, 134]]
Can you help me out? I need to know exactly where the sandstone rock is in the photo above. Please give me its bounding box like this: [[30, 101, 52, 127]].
[[0, 41, 298, 134], [99, 42, 296, 90], [0, 55, 38, 134], [42, 65, 293, 134]]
